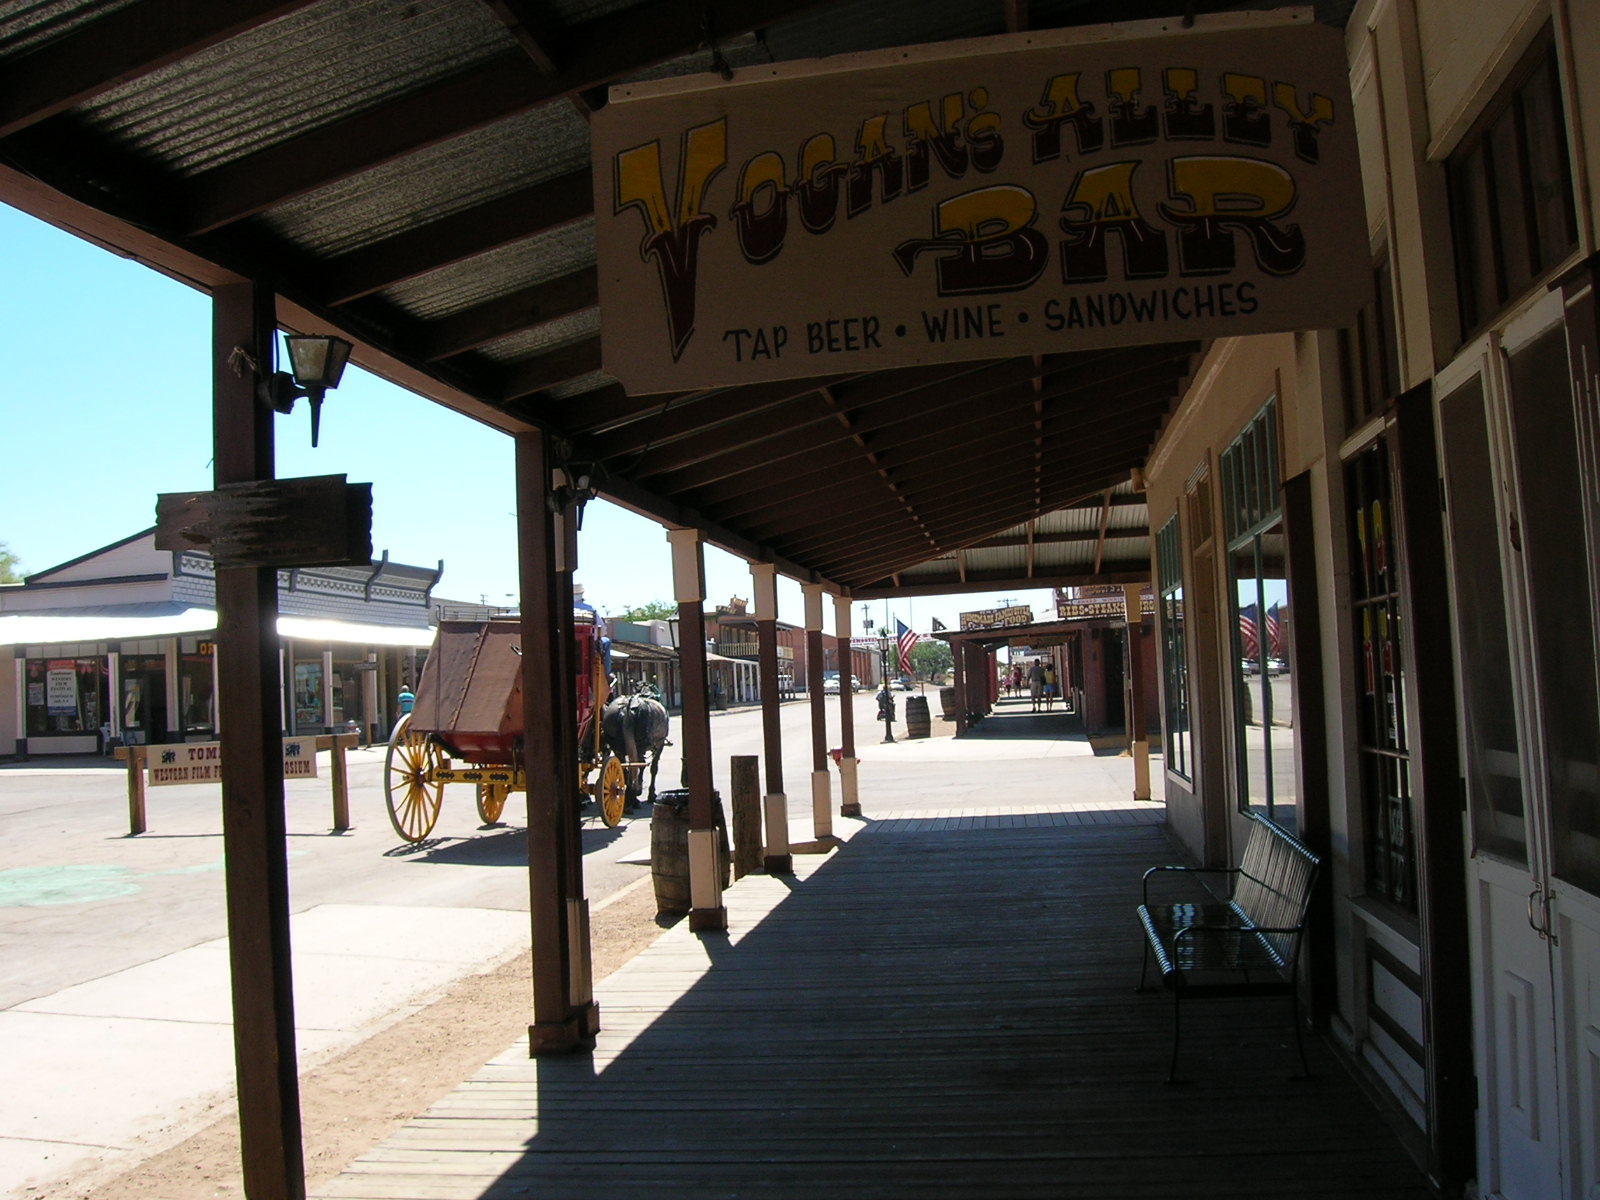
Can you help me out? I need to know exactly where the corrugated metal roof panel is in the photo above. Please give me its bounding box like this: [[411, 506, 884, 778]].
[[0, 0, 140, 54], [381, 219, 597, 319], [263, 106, 592, 255], [474, 309, 599, 363], [76, 0, 512, 176]]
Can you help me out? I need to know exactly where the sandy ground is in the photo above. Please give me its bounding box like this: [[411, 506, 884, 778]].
[[72, 880, 671, 1200]]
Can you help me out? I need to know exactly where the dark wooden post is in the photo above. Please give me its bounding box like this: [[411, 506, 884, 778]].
[[519, 431, 597, 1053], [668, 528, 725, 931], [802, 583, 831, 838], [1391, 387, 1474, 1189], [730, 755, 762, 879], [1123, 585, 1151, 801], [751, 563, 791, 874], [834, 595, 860, 817], [212, 279, 305, 1200], [952, 634, 968, 735]]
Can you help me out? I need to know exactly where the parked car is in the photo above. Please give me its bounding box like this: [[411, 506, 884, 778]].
[[823, 676, 841, 694], [1241, 657, 1261, 676], [893, 677, 914, 690]]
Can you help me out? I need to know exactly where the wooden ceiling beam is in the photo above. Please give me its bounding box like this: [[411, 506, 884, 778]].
[[760, 428, 1159, 557], [706, 383, 1175, 524], [584, 359, 989, 460], [653, 351, 1189, 495], [494, 336, 603, 398], [316, 170, 594, 306], [775, 435, 1155, 565], [422, 267, 598, 361], [627, 360, 1033, 484], [0, 0, 318, 138], [178, 0, 833, 233]]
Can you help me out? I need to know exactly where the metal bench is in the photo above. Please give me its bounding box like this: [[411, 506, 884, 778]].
[[1137, 813, 1321, 1083]]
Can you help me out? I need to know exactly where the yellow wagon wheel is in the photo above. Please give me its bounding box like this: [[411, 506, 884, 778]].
[[598, 755, 628, 828], [475, 782, 511, 826], [384, 713, 443, 843]]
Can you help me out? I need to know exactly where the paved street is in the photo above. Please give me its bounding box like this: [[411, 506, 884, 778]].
[[1, 690, 1068, 1197]]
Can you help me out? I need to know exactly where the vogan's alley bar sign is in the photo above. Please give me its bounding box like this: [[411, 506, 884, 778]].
[[592, 12, 1367, 393]]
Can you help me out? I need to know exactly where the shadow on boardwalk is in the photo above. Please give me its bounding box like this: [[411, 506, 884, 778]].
[[316, 812, 1431, 1200]]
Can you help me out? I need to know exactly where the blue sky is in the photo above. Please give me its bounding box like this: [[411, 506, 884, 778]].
[[0, 203, 1052, 634]]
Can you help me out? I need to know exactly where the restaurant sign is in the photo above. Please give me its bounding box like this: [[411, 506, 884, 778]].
[[959, 605, 1034, 631], [592, 11, 1367, 393]]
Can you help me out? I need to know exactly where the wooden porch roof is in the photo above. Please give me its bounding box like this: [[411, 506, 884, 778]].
[[0, 0, 1343, 599]]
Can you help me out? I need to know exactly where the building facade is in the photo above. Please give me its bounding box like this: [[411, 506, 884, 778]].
[[1144, 4, 1600, 1195], [1, 530, 440, 756]]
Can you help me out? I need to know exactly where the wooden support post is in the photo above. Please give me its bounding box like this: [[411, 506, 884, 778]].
[[730, 755, 761, 879], [519, 431, 597, 1054], [750, 564, 791, 874], [1124, 584, 1151, 802], [802, 583, 831, 839], [952, 636, 968, 735], [212, 279, 305, 1200], [833, 594, 860, 817], [668, 528, 725, 932], [125, 745, 147, 835], [329, 732, 352, 831]]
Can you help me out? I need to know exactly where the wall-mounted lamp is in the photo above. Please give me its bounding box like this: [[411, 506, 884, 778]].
[[259, 333, 353, 447]]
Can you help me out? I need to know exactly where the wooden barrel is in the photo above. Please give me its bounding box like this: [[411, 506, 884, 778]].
[[650, 790, 730, 915], [939, 686, 958, 720], [904, 695, 931, 738], [651, 795, 691, 915]]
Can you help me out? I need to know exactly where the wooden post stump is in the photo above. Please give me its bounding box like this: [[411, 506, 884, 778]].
[[731, 755, 762, 879]]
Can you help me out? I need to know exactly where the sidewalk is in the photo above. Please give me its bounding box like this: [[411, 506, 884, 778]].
[[307, 712, 1428, 1199]]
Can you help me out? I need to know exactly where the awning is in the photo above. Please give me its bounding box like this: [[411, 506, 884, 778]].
[[0, 606, 218, 646], [0, 608, 436, 650]]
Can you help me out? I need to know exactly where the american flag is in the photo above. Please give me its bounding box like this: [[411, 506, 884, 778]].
[[1239, 602, 1260, 658], [1265, 603, 1283, 657], [896, 619, 918, 676]]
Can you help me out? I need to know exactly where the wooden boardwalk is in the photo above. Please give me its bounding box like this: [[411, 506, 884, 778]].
[[314, 809, 1431, 1199]]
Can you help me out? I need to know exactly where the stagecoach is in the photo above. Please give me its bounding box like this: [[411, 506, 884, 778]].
[[383, 608, 659, 843]]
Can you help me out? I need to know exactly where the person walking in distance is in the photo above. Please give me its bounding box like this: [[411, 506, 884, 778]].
[[1043, 663, 1058, 711], [1027, 659, 1045, 712]]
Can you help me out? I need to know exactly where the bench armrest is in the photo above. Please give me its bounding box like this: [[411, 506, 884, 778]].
[[1142, 863, 1238, 906]]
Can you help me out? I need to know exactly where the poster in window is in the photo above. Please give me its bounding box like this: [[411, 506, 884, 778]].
[[47, 664, 79, 716]]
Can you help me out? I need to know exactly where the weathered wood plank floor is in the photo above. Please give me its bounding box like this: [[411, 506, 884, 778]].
[[313, 809, 1431, 1199]]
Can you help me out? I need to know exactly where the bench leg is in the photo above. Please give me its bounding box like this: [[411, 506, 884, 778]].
[[1289, 989, 1312, 1078], [1166, 991, 1183, 1085], [1137, 940, 1151, 993]]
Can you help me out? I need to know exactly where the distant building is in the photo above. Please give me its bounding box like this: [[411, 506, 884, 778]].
[[0, 529, 440, 757]]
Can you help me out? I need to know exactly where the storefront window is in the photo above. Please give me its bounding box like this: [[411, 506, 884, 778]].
[[293, 659, 324, 731], [1347, 438, 1417, 911], [1221, 400, 1298, 833], [25, 656, 108, 738], [1156, 517, 1191, 781], [180, 642, 216, 737]]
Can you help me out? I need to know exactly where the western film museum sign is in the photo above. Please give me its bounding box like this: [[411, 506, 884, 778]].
[[592, 11, 1368, 393]]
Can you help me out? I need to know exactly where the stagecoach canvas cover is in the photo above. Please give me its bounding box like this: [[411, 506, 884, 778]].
[[592, 10, 1368, 393]]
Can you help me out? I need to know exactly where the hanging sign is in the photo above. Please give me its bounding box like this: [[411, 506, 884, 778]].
[[959, 605, 1033, 630], [593, 11, 1368, 393]]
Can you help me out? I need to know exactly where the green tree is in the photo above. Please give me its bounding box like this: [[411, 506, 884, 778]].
[[0, 541, 22, 584], [910, 639, 952, 681], [614, 599, 677, 622]]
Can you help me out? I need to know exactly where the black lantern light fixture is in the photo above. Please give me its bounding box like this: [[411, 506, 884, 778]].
[[260, 332, 354, 447]]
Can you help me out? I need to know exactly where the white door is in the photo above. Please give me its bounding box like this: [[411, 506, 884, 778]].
[[1437, 290, 1600, 1200]]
